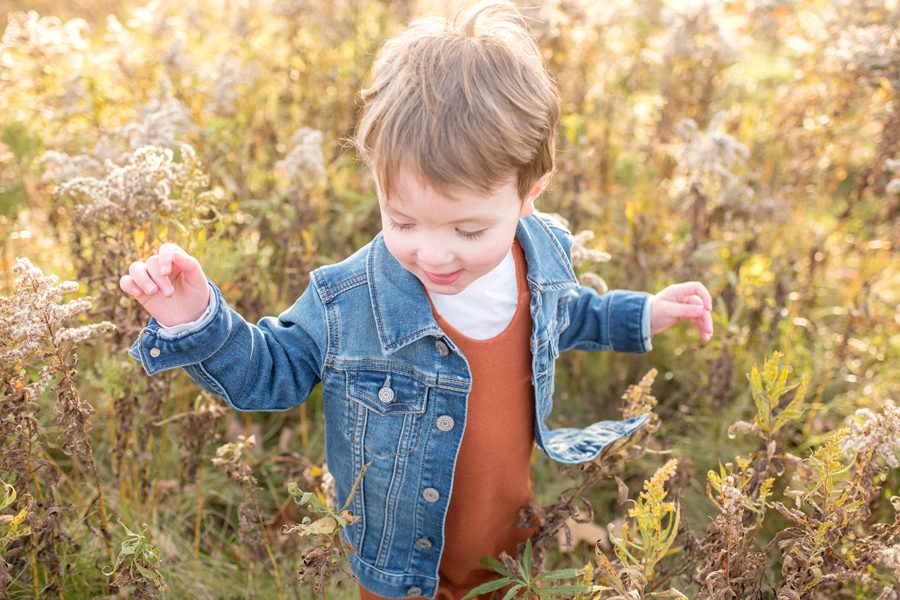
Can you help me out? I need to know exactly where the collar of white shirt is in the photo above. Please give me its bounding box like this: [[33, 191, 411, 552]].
[[427, 247, 518, 340]]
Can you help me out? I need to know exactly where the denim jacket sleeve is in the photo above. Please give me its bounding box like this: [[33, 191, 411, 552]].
[[558, 286, 653, 353], [128, 279, 328, 411]]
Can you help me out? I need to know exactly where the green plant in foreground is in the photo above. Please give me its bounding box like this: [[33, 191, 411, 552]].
[[461, 538, 589, 599], [0, 480, 32, 594], [585, 459, 687, 599], [102, 520, 166, 599], [728, 350, 809, 447], [284, 461, 370, 594]]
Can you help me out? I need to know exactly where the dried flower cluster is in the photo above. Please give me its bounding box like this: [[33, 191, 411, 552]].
[[824, 0, 900, 92], [0, 257, 115, 587], [114, 98, 193, 153], [275, 127, 326, 190], [203, 51, 260, 117], [210, 433, 283, 595], [655, 0, 741, 66], [0, 11, 87, 58], [0, 257, 114, 366], [695, 466, 770, 600], [670, 116, 753, 209], [570, 230, 613, 294], [56, 144, 210, 225], [178, 394, 226, 484], [211, 434, 257, 486], [841, 399, 900, 469]]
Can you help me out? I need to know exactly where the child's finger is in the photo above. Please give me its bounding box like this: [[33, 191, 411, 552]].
[[119, 274, 144, 298], [145, 255, 174, 297], [670, 282, 712, 310], [664, 299, 707, 320], [171, 249, 199, 272], [157, 242, 186, 276], [128, 261, 159, 295]]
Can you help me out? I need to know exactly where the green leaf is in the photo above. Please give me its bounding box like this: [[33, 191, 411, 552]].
[[538, 584, 593, 594], [501, 583, 525, 600], [135, 563, 160, 582], [522, 539, 533, 577], [773, 373, 809, 433], [480, 556, 515, 579], [535, 568, 583, 581], [460, 577, 515, 599]]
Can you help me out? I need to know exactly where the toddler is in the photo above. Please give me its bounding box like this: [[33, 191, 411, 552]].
[[121, 2, 713, 598]]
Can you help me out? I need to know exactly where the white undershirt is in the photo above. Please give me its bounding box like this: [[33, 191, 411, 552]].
[[428, 247, 518, 340]]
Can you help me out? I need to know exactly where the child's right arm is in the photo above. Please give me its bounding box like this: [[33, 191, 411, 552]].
[[120, 243, 327, 411]]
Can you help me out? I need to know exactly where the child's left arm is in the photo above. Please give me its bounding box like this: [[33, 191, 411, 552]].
[[650, 281, 714, 343], [556, 281, 713, 354]]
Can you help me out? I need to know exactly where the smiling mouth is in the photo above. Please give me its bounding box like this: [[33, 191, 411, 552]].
[[424, 270, 462, 284]]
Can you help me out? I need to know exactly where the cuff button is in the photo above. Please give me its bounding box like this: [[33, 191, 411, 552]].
[[149, 347, 161, 357]]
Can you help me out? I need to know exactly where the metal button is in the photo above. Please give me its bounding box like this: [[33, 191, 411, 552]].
[[436, 415, 454, 432], [415, 537, 432, 549], [406, 587, 423, 597], [422, 487, 440, 503], [149, 347, 161, 358], [377, 387, 394, 403], [435, 340, 449, 356]]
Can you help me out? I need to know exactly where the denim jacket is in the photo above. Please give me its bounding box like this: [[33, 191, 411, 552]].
[[129, 212, 651, 599]]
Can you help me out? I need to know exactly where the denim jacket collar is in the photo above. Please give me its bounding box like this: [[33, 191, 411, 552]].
[[367, 213, 579, 355]]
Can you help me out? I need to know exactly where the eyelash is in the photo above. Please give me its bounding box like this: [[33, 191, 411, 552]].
[[389, 220, 486, 240]]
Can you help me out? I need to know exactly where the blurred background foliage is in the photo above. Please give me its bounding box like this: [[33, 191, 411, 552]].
[[0, 0, 897, 597]]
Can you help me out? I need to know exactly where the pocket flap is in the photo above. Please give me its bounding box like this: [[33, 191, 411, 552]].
[[347, 369, 428, 416]]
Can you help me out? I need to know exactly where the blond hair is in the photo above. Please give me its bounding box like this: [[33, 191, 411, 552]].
[[353, 1, 560, 202]]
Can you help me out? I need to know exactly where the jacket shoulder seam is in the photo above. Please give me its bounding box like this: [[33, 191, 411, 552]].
[[312, 269, 368, 304]]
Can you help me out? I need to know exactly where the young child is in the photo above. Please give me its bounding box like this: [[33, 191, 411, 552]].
[[121, 2, 713, 598]]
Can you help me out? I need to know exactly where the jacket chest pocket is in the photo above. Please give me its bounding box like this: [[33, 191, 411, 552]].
[[345, 369, 429, 458]]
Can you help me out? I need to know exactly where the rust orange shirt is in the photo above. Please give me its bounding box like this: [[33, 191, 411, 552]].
[[360, 240, 536, 600]]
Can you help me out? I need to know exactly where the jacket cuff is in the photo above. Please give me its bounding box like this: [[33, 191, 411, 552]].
[[642, 295, 653, 352], [128, 280, 231, 375], [608, 290, 653, 353]]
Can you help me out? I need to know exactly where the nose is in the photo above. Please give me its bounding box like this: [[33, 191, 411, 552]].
[[416, 243, 454, 270]]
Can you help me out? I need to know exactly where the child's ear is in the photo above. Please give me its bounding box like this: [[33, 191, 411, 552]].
[[519, 172, 551, 217]]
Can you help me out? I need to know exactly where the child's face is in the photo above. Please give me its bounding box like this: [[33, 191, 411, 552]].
[[378, 166, 543, 295]]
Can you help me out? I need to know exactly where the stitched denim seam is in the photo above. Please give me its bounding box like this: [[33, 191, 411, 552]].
[[194, 362, 231, 406], [312, 279, 338, 368], [354, 409, 368, 556], [318, 272, 367, 303], [351, 554, 437, 581], [329, 360, 465, 391], [375, 421, 410, 568]]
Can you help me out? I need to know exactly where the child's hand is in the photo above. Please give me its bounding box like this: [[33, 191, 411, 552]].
[[119, 243, 211, 327], [650, 282, 714, 344]]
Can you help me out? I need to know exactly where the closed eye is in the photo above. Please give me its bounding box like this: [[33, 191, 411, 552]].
[[388, 219, 414, 232], [456, 229, 486, 240]]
